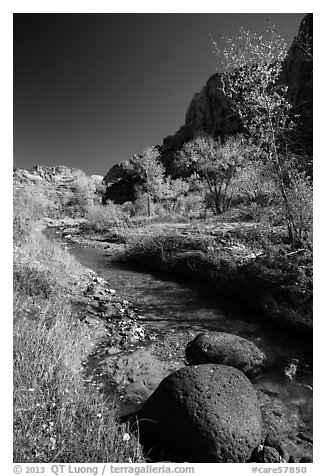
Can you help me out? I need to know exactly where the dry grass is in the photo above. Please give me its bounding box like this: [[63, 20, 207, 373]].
[[13, 192, 144, 462], [123, 230, 312, 334], [83, 202, 128, 232], [13, 292, 143, 462]]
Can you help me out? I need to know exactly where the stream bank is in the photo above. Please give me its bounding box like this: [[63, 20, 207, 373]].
[[44, 216, 312, 336], [44, 218, 313, 462]]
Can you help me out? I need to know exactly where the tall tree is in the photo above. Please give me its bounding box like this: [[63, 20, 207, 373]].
[[176, 135, 249, 215], [213, 25, 312, 246], [127, 146, 165, 217]]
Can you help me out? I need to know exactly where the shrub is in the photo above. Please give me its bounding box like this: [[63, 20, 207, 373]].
[[230, 161, 277, 207], [13, 186, 51, 244], [183, 191, 205, 217], [132, 194, 149, 217], [13, 264, 57, 299], [61, 170, 105, 218], [120, 201, 135, 217], [280, 168, 313, 248], [84, 202, 127, 232]]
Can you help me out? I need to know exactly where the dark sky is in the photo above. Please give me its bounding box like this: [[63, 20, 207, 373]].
[[13, 13, 306, 176]]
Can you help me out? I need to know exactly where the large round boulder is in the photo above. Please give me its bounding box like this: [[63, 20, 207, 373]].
[[140, 364, 262, 462], [185, 332, 267, 379]]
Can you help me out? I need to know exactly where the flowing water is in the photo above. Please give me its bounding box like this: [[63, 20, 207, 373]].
[[68, 243, 312, 411], [41, 224, 314, 459], [43, 223, 312, 446]]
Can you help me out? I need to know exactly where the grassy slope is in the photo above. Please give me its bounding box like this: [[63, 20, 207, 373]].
[[13, 221, 144, 463]]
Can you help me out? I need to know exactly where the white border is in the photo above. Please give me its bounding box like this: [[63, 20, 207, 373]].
[[4, 2, 323, 474]]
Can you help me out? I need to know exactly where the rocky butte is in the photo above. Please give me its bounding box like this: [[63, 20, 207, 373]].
[[13, 165, 104, 217], [104, 13, 312, 203]]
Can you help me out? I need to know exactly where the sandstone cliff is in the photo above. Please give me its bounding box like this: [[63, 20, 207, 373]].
[[161, 13, 312, 170], [280, 13, 313, 155], [161, 73, 243, 175], [104, 14, 312, 201], [14, 165, 104, 215]]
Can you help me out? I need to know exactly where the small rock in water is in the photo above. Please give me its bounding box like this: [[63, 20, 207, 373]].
[[258, 445, 282, 463], [263, 433, 288, 461], [284, 358, 299, 380], [107, 347, 121, 355]]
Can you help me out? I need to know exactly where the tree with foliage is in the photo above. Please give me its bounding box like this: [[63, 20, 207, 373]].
[[62, 170, 106, 217], [69, 170, 95, 216], [90, 175, 107, 203], [126, 146, 165, 217], [158, 177, 190, 213], [230, 159, 276, 207], [212, 25, 312, 246], [176, 134, 250, 215]]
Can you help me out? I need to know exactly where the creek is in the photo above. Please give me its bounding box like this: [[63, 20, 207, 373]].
[[65, 242, 312, 428]]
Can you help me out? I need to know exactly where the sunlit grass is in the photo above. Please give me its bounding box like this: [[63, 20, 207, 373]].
[[13, 190, 144, 462], [13, 291, 143, 462]]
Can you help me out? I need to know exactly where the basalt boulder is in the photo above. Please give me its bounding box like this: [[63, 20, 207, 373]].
[[185, 332, 267, 379], [139, 364, 262, 462]]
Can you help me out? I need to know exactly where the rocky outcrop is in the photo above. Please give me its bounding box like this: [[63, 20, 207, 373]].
[[14, 165, 80, 195], [14, 166, 79, 215], [102, 149, 162, 204], [103, 172, 143, 204], [161, 14, 312, 168], [104, 13, 312, 194], [103, 163, 132, 185], [185, 332, 267, 379], [140, 364, 262, 462], [280, 14, 313, 155], [14, 166, 104, 215], [161, 74, 243, 175]]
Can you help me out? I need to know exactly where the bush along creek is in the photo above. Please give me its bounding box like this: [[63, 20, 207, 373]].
[[44, 218, 313, 464]]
